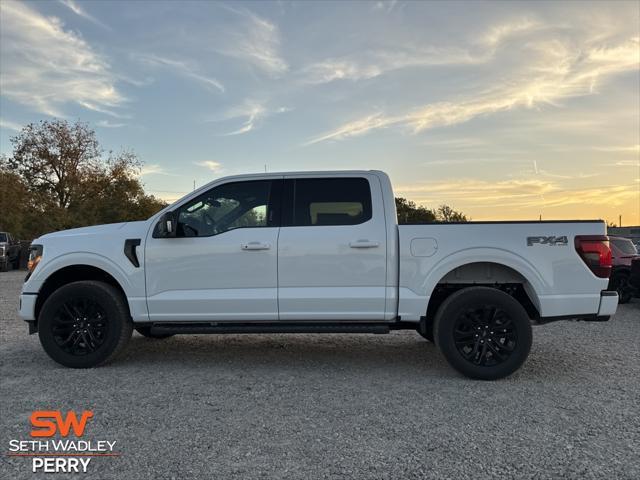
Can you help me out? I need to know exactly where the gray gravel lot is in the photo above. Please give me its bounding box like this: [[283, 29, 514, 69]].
[[1, 269, 639, 479]]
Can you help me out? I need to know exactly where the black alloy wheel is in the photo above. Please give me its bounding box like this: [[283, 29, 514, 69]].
[[38, 281, 132, 368], [452, 305, 517, 367], [50, 297, 109, 356], [434, 286, 532, 380]]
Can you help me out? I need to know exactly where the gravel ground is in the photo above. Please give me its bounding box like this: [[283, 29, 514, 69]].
[[1, 269, 639, 479]]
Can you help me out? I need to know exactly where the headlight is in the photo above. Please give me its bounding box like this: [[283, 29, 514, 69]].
[[27, 244, 43, 273], [0, 246, 5, 257]]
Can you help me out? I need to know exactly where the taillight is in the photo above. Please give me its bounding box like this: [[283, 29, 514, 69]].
[[575, 235, 612, 278]]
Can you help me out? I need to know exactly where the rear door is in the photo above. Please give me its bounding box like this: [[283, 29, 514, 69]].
[[277, 174, 387, 321]]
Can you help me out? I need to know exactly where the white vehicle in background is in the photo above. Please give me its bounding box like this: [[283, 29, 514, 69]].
[[19, 170, 617, 379]]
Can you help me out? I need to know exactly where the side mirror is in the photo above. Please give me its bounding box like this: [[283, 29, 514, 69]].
[[156, 211, 177, 238]]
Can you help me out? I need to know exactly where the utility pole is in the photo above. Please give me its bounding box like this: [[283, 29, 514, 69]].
[[193, 180, 196, 191], [619, 215, 622, 227]]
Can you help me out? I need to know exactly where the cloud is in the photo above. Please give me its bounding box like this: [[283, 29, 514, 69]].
[[0, 1, 125, 117], [305, 33, 639, 144], [0, 118, 22, 132], [59, 0, 110, 29], [480, 18, 540, 47], [299, 17, 542, 86], [139, 164, 180, 176], [596, 144, 640, 153], [209, 101, 290, 136], [96, 119, 126, 128], [216, 5, 288, 76], [300, 46, 482, 85], [373, 0, 399, 13], [195, 161, 223, 172], [396, 178, 638, 212], [610, 160, 640, 167], [303, 113, 392, 145], [135, 54, 224, 92]]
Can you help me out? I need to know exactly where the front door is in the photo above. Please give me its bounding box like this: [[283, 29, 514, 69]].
[[145, 179, 281, 322], [277, 175, 388, 321]]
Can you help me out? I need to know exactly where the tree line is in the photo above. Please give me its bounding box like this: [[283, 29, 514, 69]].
[[0, 120, 167, 240], [0, 120, 467, 241]]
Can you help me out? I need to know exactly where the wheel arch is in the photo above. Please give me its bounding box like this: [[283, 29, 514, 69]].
[[419, 254, 545, 334], [34, 264, 131, 322]]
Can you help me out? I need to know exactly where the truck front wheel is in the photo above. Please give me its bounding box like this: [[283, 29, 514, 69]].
[[38, 281, 133, 368], [433, 286, 532, 380]]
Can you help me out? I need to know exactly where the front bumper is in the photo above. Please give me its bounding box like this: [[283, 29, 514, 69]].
[[597, 290, 618, 317], [18, 293, 37, 321]]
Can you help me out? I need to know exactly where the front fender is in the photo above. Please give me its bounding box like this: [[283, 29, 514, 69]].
[[23, 251, 148, 322]]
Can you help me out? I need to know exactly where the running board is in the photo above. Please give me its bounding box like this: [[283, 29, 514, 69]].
[[149, 322, 392, 335]]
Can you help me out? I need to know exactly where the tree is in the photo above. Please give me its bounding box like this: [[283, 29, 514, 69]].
[[436, 204, 469, 222], [395, 198, 469, 223], [0, 158, 30, 239], [395, 197, 436, 224], [4, 120, 167, 239]]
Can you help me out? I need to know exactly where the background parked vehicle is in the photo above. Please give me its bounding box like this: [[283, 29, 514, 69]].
[[627, 257, 640, 302], [608, 236, 639, 304], [0, 232, 21, 272]]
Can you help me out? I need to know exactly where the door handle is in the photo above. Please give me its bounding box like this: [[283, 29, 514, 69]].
[[241, 242, 271, 251], [349, 240, 380, 248]]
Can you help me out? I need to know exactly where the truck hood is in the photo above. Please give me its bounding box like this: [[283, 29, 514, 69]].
[[37, 221, 148, 242]]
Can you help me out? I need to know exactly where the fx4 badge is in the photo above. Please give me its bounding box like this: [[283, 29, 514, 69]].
[[527, 236, 568, 246]]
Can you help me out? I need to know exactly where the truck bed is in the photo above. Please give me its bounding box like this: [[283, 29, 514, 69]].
[[397, 220, 612, 321]]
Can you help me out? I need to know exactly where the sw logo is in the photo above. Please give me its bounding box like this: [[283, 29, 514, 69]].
[[30, 410, 94, 437], [527, 236, 568, 246]]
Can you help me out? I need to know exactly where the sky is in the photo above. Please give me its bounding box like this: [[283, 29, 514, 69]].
[[1, 0, 639, 224]]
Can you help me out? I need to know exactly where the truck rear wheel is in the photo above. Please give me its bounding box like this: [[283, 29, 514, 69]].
[[38, 281, 133, 368], [433, 286, 532, 380]]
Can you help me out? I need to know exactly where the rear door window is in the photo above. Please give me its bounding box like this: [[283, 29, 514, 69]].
[[286, 178, 372, 227]]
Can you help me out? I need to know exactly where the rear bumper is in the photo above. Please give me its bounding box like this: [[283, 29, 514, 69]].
[[538, 290, 618, 324], [597, 290, 618, 317]]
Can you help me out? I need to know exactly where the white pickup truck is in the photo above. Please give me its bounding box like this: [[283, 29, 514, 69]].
[[19, 170, 618, 379]]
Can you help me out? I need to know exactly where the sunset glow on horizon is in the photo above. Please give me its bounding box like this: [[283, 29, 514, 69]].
[[1, 1, 638, 224]]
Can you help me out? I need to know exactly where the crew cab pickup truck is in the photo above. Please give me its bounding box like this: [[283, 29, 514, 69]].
[[19, 171, 618, 379]]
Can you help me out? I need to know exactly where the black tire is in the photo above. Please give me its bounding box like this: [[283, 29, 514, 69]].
[[0, 260, 7, 272], [11, 255, 20, 269], [38, 281, 133, 368], [609, 271, 631, 304], [433, 287, 532, 380], [135, 326, 174, 339]]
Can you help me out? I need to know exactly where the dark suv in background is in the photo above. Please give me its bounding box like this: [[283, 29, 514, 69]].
[[0, 232, 21, 272], [608, 236, 639, 303]]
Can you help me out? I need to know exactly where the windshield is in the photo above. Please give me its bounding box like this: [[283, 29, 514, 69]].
[[0, 233, 7, 242], [612, 238, 638, 255]]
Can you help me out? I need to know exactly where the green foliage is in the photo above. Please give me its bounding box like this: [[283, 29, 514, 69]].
[[395, 197, 469, 224], [0, 120, 167, 240], [436, 204, 469, 222]]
